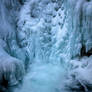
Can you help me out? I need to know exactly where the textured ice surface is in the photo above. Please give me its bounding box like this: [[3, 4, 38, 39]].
[[15, 0, 92, 92], [18, 0, 68, 64], [0, 39, 25, 92], [65, 56, 92, 91], [0, 0, 26, 91], [14, 63, 67, 92], [68, 0, 92, 58], [0, 0, 92, 92]]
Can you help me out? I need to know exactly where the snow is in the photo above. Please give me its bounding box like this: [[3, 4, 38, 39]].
[[65, 56, 92, 91]]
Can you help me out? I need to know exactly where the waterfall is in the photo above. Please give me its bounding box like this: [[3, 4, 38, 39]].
[[14, 0, 92, 92], [14, 0, 68, 92], [0, 0, 92, 92]]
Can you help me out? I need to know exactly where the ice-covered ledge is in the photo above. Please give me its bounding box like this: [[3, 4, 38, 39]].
[[0, 39, 25, 92]]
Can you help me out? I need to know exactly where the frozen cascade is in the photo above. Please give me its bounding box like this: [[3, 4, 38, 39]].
[[0, 0, 92, 92], [15, 0, 92, 92], [14, 0, 69, 92]]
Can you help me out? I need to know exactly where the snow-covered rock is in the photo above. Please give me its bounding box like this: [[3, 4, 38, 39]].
[[65, 56, 92, 92]]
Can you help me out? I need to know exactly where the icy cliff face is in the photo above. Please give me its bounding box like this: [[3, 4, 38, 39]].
[[68, 0, 92, 58], [65, 0, 92, 91], [0, 0, 26, 91]]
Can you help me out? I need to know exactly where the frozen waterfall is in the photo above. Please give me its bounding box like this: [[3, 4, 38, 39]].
[[0, 0, 92, 92]]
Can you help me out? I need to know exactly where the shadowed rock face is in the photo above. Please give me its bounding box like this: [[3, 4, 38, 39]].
[[19, 0, 25, 5], [81, 45, 92, 57]]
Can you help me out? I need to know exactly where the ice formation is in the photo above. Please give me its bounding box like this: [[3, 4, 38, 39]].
[[15, 0, 92, 92], [65, 0, 92, 91], [18, 0, 69, 64], [0, 0, 92, 92], [0, 0, 26, 91]]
